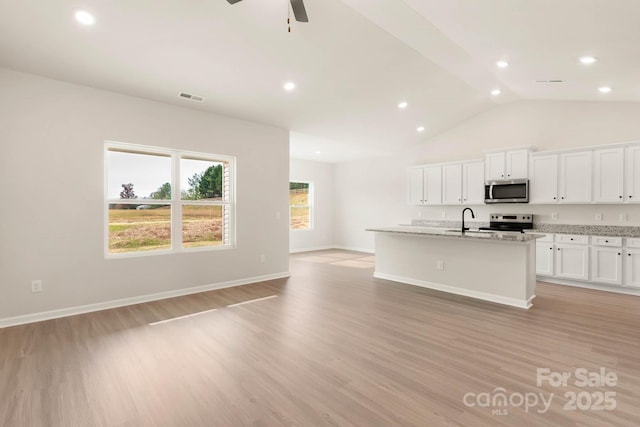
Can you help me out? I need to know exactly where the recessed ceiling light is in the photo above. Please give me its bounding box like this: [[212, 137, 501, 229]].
[[74, 10, 95, 26], [314, 151, 321, 154], [283, 82, 296, 91], [417, 126, 425, 132], [398, 101, 408, 109], [496, 60, 509, 69], [598, 86, 612, 94], [579, 56, 598, 65], [491, 89, 501, 96]]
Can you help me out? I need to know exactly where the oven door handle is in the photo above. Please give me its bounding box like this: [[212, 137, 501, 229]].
[[490, 184, 494, 200]]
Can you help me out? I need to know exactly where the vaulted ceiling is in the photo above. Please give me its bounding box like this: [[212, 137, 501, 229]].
[[1, 0, 638, 162]]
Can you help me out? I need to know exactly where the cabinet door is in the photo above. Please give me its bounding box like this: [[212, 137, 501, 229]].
[[462, 161, 485, 204], [529, 154, 559, 203], [485, 152, 506, 181], [559, 151, 592, 203], [625, 145, 640, 203], [625, 249, 640, 288], [593, 147, 624, 203], [408, 168, 424, 205], [505, 150, 529, 179], [442, 163, 462, 205], [423, 165, 442, 205], [591, 247, 623, 285], [536, 243, 554, 276], [555, 244, 589, 281]]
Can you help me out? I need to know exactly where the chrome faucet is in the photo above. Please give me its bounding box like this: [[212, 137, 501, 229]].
[[461, 207, 475, 234]]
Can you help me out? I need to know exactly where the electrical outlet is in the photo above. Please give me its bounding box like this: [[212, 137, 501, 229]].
[[441, 210, 446, 218], [436, 260, 444, 270], [551, 212, 559, 220], [259, 254, 266, 264], [595, 213, 603, 221], [31, 280, 42, 293], [417, 211, 422, 218], [620, 213, 628, 222], [275, 211, 281, 220]]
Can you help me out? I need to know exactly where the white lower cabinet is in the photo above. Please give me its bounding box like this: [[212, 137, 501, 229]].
[[536, 243, 554, 276], [624, 249, 640, 288], [590, 246, 623, 285], [555, 244, 589, 281]]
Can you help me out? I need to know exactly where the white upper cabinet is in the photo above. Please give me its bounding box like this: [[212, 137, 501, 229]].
[[485, 149, 529, 181], [529, 154, 559, 203], [559, 151, 592, 203], [423, 165, 442, 205], [462, 161, 485, 204], [408, 165, 442, 205], [442, 163, 463, 205], [593, 147, 624, 203], [408, 167, 424, 205], [625, 144, 640, 203], [485, 152, 506, 180]]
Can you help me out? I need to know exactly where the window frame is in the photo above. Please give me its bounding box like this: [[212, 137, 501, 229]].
[[104, 141, 236, 258], [289, 180, 314, 231]]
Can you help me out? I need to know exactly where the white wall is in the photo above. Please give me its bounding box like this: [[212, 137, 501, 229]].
[[289, 159, 335, 252], [335, 100, 640, 252], [0, 68, 290, 322]]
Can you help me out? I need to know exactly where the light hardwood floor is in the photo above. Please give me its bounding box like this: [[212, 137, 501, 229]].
[[1, 250, 639, 426]]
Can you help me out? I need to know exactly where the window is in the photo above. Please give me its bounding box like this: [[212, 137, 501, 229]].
[[105, 142, 234, 256], [289, 181, 312, 230]]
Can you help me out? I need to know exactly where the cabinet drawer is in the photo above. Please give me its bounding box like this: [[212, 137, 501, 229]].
[[555, 234, 589, 245], [535, 233, 554, 243], [626, 238, 640, 248], [591, 236, 622, 247]]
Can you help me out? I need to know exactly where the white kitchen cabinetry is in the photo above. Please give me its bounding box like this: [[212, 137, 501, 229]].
[[462, 161, 485, 204], [408, 166, 442, 205], [559, 151, 592, 203], [555, 236, 589, 281], [441, 161, 484, 205], [529, 154, 558, 203], [593, 147, 624, 203], [624, 249, 640, 288], [591, 245, 623, 285], [625, 144, 640, 203], [442, 163, 462, 205], [485, 149, 528, 181], [536, 243, 555, 276], [408, 168, 424, 205]]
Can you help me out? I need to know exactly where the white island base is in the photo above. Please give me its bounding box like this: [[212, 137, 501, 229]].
[[370, 230, 538, 309]]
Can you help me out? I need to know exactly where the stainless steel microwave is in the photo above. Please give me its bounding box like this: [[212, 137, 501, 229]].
[[484, 179, 529, 204]]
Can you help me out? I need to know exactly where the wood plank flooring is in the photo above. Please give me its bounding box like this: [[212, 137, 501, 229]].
[[1, 250, 639, 426]]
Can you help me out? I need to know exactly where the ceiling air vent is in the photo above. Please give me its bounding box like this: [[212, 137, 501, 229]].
[[535, 80, 565, 83], [178, 92, 205, 102]]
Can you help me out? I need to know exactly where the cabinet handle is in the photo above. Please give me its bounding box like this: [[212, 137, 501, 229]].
[[553, 196, 557, 200], [549, 247, 553, 250], [458, 198, 461, 202], [570, 238, 574, 241], [619, 196, 623, 198], [557, 248, 560, 251], [561, 196, 565, 199], [629, 253, 632, 257], [629, 195, 632, 198], [507, 174, 510, 177], [618, 253, 621, 256], [605, 240, 609, 243]]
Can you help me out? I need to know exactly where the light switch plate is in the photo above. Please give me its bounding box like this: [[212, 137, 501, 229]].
[[551, 212, 559, 220], [595, 213, 603, 221]]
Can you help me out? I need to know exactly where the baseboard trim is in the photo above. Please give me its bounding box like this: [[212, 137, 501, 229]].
[[374, 272, 532, 309], [289, 245, 335, 254], [0, 272, 291, 329], [333, 245, 375, 254], [537, 276, 640, 296]]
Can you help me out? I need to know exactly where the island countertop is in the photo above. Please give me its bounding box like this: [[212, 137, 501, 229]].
[[366, 226, 544, 243]]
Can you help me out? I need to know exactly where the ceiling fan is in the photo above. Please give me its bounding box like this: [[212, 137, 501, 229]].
[[226, 0, 309, 23]]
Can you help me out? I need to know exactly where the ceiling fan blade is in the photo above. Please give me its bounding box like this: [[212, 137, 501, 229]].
[[227, 0, 242, 4], [289, 0, 309, 22]]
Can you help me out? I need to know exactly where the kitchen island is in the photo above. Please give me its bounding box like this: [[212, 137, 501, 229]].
[[366, 227, 543, 309]]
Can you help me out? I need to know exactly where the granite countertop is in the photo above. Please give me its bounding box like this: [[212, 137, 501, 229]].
[[366, 226, 544, 243], [410, 220, 640, 238]]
